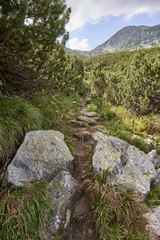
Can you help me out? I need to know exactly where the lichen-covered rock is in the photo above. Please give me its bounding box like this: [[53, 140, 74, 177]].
[[43, 171, 81, 236], [144, 207, 160, 240], [93, 132, 156, 198], [3, 130, 74, 186], [148, 150, 160, 169]]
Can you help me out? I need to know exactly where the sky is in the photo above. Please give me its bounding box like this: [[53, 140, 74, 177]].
[[65, 0, 160, 51]]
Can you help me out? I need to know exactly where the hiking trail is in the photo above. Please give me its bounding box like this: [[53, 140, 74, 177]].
[[63, 96, 103, 240]]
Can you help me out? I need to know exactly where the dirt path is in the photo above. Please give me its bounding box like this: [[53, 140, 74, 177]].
[[63, 97, 103, 240]]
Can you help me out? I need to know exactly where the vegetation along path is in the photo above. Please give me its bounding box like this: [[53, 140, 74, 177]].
[[63, 96, 103, 240]]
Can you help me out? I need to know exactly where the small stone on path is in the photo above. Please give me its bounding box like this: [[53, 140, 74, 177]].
[[70, 120, 86, 127], [73, 131, 91, 140], [84, 112, 98, 117], [77, 116, 97, 125], [82, 131, 91, 140]]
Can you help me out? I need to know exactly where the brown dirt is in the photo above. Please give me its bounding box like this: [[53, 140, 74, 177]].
[[63, 97, 103, 240]]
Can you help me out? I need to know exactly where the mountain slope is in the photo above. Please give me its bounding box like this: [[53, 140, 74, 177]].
[[67, 25, 160, 58], [90, 25, 160, 55], [65, 47, 91, 58]]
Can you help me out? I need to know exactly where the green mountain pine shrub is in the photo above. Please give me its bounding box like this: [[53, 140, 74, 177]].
[[86, 50, 160, 115]]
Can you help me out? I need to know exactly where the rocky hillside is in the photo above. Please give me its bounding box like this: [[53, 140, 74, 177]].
[[67, 25, 160, 57], [91, 25, 160, 55]]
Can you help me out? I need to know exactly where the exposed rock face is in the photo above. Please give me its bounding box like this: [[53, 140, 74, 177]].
[[144, 207, 160, 240], [44, 171, 81, 236], [3, 130, 74, 186], [92, 132, 156, 198]]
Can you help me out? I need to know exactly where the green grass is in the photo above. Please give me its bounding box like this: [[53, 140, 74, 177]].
[[0, 99, 43, 165], [30, 92, 79, 152], [85, 171, 148, 240], [106, 220, 148, 240], [146, 183, 160, 206], [0, 181, 49, 240], [95, 103, 159, 153]]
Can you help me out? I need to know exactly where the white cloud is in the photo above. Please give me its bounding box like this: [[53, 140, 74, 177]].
[[68, 37, 91, 51], [66, 0, 160, 31]]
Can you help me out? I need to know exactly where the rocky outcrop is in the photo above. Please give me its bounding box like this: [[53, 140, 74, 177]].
[[3, 130, 74, 186], [92, 132, 157, 198], [43, 171, 81, 236], [144, 207, 160, 240]]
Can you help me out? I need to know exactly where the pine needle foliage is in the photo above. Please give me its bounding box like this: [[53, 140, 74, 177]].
[[85, 48, 160, 115], [0, 0, 71, 94], [0, 181, 49, 240]]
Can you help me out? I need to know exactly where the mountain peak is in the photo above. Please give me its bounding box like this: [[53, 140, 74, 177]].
[[91, 25, 160, 55]]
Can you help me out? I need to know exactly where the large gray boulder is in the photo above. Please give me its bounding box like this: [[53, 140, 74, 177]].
[[144, 207, 160, 240], [43, 171, 81, 237], [93, 132, 156, 198], [3, 130, 74, 186]]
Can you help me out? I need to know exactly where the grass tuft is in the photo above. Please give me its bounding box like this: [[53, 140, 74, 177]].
[[146, 183, 160, 206], [85, 170, 148, 239], [0, 99, 43, 166], [100, 105, 159, 153], [0, 181, 49, 240]]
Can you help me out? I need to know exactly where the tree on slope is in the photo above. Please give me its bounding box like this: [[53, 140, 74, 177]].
[[0, 0, 71, 94]]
